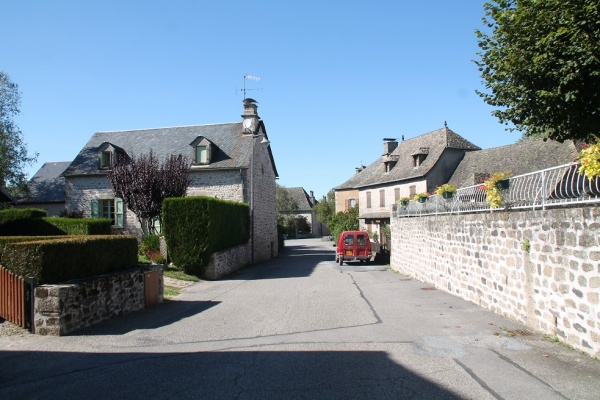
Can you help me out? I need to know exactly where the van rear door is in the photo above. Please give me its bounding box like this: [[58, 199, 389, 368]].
[[356, 233, 369, 257]]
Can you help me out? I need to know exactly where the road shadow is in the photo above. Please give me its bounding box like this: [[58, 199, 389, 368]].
[[70, 300, 220, 336], [0, 349, 462, 399], [227, 241, 336, 280]]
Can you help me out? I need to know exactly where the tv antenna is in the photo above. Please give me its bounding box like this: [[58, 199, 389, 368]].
[[238, 75, 262, 99]]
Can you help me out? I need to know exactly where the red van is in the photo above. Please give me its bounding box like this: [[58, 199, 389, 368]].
[[335, 231, 372, 265]]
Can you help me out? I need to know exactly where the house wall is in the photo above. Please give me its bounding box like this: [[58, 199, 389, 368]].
[[390, 207, 600, 358], [359, 180, 427, 218], [335, 189, 359, 213], [249, 140, 278, 262], [187, 169, 244, 201]]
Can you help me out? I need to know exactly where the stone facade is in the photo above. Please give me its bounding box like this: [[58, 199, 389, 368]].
[[34, 266, 163, 335], [390, 206, 600, 358], [203, 243, 251, 280]]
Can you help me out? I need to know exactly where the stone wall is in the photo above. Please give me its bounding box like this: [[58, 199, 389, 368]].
[[203, 243, 251, 280], [34, 265, 163, 335], [390, 206, 600, 358]]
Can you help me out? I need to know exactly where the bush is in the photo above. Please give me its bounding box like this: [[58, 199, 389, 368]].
[[0, 208, 111, 236], [1, 235, 138, 284], [163, 196, 249, 276]]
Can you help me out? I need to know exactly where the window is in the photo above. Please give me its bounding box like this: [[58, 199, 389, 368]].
[[190, 136, 213, 165], [366, 191, 371, 208], [348, 198, 356, 209], [379, 190, 385, 207], [394, 188, 400, 202], [344, 234, 354, 246], [91, 198, 123, 228], [195, 145, 209, 164], [357, 234, 367, 246], [100, 150, 113, 169], [409, 185, 416, 196]]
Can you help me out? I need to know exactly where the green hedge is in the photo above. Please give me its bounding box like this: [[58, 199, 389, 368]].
[[0, 208, 47, 224], [1, 235, 138, 284], [0, 207, 111, 236], [163, 196, 250, 276]]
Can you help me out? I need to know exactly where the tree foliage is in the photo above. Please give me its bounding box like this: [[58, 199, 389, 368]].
[[108, 151, 190, 235], [475, 0, 600, 142], [313, 190, 359, 240], [0, 71, 37, 192], [275, 183, 299, 213]]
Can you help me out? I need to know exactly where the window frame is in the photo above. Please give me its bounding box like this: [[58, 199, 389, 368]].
[[91, 197, 124, 228]]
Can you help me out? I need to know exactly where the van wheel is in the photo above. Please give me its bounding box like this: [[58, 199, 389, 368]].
[[339, 257, 344, 266], [334, 255, 338, 262]]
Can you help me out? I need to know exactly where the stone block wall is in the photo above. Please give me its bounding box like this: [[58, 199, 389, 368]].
[[34, 265, 163, 335], [203, 243, 251, 280], [390, 207, 600, 358]]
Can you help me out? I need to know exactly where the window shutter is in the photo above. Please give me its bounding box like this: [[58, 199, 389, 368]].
[[206, 144, 212, 163], [115, 198, 124, 228], [91, 199, 99, 218]]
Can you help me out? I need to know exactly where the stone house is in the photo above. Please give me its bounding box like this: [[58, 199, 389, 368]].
[[280, 187, 329, 238], [334, 126, 480, 247], [14, 161, 70, 216], [448, 137, 580, 187], [61, 98, 279, 263]]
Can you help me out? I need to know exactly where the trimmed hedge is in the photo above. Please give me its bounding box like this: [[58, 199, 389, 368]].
[[163, 196, 250, 276], [1, 235, 138, 284], [0, 207, 111, 236]]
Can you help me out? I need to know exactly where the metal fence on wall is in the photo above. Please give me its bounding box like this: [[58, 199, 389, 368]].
[[394, 162, 600, 218]]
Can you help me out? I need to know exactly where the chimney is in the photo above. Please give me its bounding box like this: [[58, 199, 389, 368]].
[[242, 98, 259, 133], [383, 138, 398, 155]]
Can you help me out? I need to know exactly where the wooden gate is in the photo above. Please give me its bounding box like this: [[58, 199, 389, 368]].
[[0, 265, 30, 329]]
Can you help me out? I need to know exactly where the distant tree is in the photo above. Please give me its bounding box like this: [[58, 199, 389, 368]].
[[329, 206, 359, 240], [313, 190, 336, 229], [475, 0, 600, 142], [108, 151, 189, 235], [0, 71, 37, 194], [276, 183, 299, 213]]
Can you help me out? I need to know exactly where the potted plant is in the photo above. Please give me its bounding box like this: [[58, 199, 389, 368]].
[[578, 140, 600, 179], [397, 196, 411, 207], [483, 171, 511, 208], [413, 192, 429, 203], [434, 183, 457, 199]]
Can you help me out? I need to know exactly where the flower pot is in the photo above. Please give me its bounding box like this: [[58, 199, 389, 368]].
[[496, 179, 510, 190], [417, 197, 427, 204], [442, 191, 454, 199], [401, 200, 409, 207]]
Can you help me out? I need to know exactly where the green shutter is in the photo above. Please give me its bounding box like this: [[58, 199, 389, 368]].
[[115, 197, 124, 228], [91, 199, 99, 218]]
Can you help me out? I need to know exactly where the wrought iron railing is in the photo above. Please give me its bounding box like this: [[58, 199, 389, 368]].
[[394, 162, 600, 218]]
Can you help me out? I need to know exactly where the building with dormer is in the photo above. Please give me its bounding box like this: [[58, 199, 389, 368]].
[[60, 98, 279, 262]]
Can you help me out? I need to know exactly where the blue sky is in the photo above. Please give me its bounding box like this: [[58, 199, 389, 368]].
[[1, 0, 521, 200]]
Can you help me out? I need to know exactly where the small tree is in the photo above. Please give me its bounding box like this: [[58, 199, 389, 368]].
[[276, 183, 299, 213], [0, 71, 38, 194], [108, 151, 189, 235], [313, 190, 336, 231]]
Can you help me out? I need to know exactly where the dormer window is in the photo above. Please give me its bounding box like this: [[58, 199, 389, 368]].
[[195, 145, 210, 164], [190, 136, 213, 165], [412, 147, 430, 168], [98, 142, 126, 170], [100, 150, 113, 168]]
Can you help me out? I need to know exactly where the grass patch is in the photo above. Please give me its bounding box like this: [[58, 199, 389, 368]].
[[163, 264, 200, 282], [163, 286, 180, 299], [501, 327, 532, 337]]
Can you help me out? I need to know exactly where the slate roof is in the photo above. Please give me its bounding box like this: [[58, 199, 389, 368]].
[[284, 187, 316, 212], [335, 127, 480, 190], [63, 122, 278, 177], [17, 161, 70, 204], [449, 138, 579, 188]]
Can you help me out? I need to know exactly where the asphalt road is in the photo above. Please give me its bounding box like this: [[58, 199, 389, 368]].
[[1, 238, 599, 399]]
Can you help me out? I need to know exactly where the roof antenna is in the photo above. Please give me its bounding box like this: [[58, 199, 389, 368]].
[[238, 75, 261, 99], [444, 121, 448, 128]]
